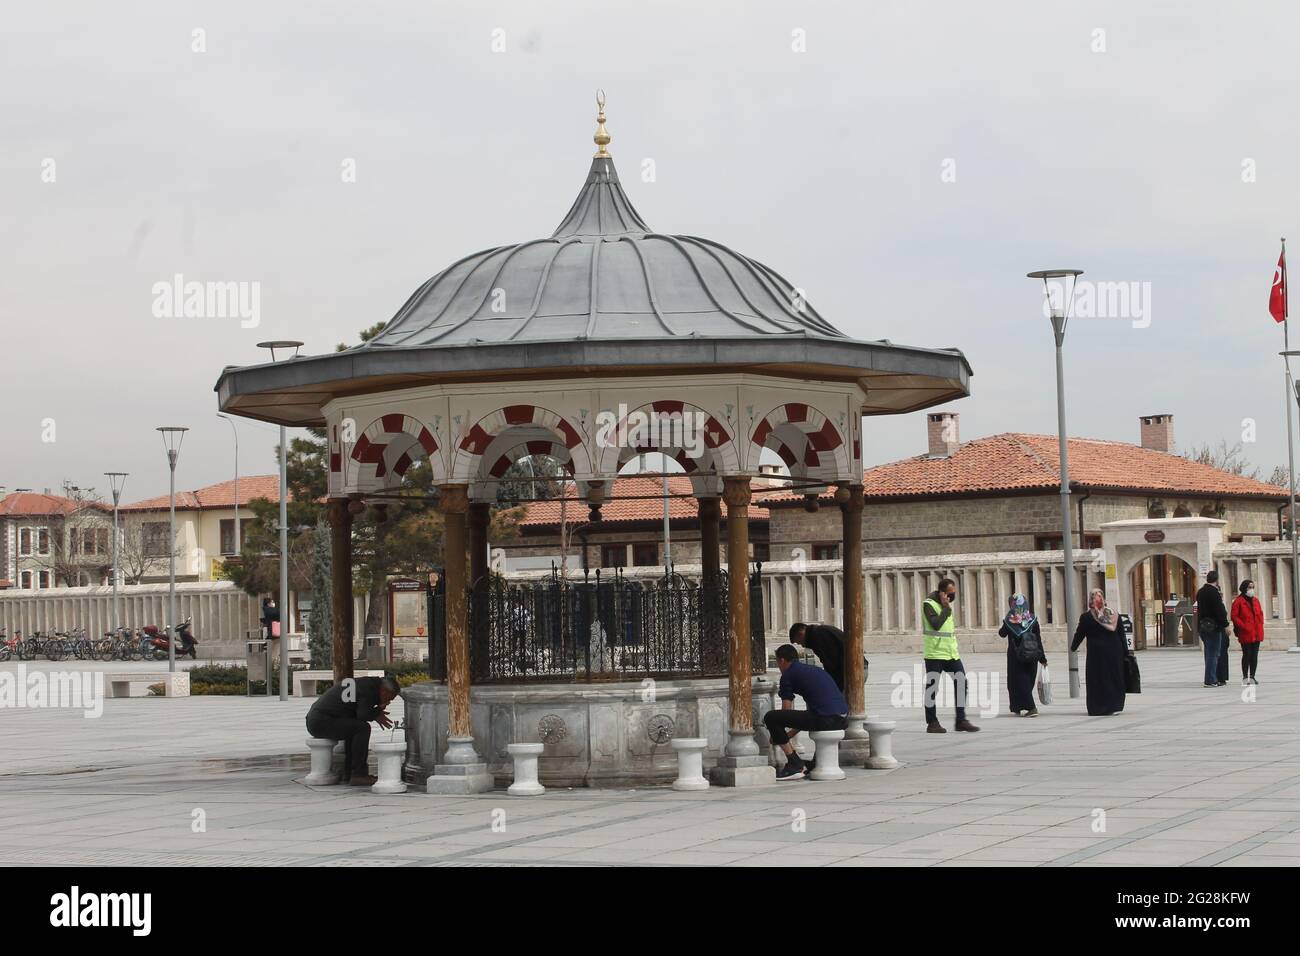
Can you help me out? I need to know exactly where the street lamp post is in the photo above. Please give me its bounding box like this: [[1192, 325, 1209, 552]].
[[156, 427, 188, 674], [216, 413, 240, 556], [104, 472, 128, 634], [1277, 352, 1300, 651], [258, 340, 305, 700], [1029, 269, 1084, 699]]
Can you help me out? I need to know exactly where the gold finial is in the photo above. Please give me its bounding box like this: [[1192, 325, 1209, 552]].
[[593, 89, 611, 158]]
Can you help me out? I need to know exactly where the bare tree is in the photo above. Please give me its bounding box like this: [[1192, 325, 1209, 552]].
[[32, 486, 112, 586], [117, 521, 178, 585], [1184, 441, 1259, 479]]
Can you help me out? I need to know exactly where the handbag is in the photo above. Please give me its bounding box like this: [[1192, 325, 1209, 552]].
[[1124, 653, 1142, 694], [270, 621, 281, 638], [1036, 663, 1054, 705], [1197, 617, 1218, 636]]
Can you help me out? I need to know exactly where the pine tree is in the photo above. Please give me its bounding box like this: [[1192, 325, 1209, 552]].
[[308, 516, 332, 668]]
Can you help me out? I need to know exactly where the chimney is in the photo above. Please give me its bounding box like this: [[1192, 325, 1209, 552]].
[[1139, 414, 1174, 454], [927, 412, 960, 458]]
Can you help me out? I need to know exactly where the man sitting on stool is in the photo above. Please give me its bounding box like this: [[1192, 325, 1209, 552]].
[[765, 644, 849, 780], [305, 675, 402, 786]]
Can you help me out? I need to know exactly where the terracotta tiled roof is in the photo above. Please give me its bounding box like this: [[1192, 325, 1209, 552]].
[[0, 492, 105, 517], [121, 475, 285, 512], [520, 476, 770, 528], [763, 433, 1290, 503]]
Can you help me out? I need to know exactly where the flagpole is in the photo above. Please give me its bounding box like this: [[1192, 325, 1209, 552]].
[[1281, 237, 1300, 650]]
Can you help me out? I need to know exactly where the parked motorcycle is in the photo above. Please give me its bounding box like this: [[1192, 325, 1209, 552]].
[[147, 618, 198, 660]]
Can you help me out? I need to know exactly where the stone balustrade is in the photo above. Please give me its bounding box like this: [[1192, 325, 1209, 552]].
[[7, 541, 1297, 661]]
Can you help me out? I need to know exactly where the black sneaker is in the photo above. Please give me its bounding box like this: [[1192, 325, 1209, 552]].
[[776, 757, 806, 781]]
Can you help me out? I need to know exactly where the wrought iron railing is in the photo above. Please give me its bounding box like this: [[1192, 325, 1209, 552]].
[[428, 565, 765, 683]]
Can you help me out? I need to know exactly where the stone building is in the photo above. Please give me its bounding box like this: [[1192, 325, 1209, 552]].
[[763, 412, 1289, 621], [0, 491, 111, 589], [118, 475, 279, 583]]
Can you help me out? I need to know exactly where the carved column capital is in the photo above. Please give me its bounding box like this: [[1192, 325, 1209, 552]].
[[722, 475, 751, 510], [438, 484, 470, 516]]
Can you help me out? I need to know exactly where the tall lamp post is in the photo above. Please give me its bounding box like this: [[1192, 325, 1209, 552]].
[[1029, 269, 1084, 698], [258, 340, 304, 700], [104, 472, 128, 634], [216, 413, 240, 556], [1278, 351, 1300, 651], [156, 427, 188, 674]]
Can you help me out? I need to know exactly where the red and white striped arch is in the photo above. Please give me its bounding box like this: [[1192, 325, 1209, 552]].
[[593, 399, 740, 476], [450, 405, 593, 483], [481, 438, 575, 479], [749, 402, 852, 481], [344, 413, 443, 493]]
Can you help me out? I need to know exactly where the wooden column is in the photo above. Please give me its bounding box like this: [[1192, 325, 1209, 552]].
[[327, 498, 354, 683], [467, 500, 490, 681], [439, 485, 471, 739], [698, 496, 721, 590], [467, 501, 489, 590], [722, 476, 754, 750], [839, 484, 866, 725]]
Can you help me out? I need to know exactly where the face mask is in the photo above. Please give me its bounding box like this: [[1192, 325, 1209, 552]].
[[946, 593, 956, 603], [1247, 589, 1256, 598]]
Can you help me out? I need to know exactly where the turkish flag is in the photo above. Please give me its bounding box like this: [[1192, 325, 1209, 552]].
[[1271, 247, 1287, 323]]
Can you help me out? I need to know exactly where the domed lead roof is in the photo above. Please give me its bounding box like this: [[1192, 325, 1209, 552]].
[[361, 156, 845, 350]]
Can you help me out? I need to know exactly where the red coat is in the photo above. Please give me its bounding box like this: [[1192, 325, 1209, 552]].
[[1230, 595, 1265, 644]]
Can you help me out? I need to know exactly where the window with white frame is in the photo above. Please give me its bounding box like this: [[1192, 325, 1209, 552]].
[[36, 571, 51, 589], [19, 570, 32, 589], [143, 521, 172, 558]]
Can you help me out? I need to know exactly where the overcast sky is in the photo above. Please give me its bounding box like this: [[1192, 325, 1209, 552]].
[[3, 0, 1297, 500]]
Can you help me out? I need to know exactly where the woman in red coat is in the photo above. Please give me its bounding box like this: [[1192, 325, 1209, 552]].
[[1230, 579, 1265, 685]]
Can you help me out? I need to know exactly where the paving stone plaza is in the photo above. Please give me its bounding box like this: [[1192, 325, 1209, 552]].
[[3, 651, 1296, 868]]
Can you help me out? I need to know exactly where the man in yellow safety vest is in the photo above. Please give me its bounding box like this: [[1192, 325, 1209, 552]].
[[922, 577, 980, 734]]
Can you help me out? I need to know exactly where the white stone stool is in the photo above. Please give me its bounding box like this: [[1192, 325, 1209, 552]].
[[507, 743, 545, 796], [372, 740, 408, 794], [809, 730, 846, 781], [670, 738, 710, 791], [865, 719, 899, 769], [305, 737, 340, 786]]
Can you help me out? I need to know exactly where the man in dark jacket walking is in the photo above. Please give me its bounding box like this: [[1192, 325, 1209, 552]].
[[1195, 572, 1230, 688], [789, 622, 846, 691], [305, 676, 401, 785]]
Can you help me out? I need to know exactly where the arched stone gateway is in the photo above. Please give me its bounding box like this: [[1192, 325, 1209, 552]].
[[216, 98, 972, 789], [1101, 517, 1226, 649]]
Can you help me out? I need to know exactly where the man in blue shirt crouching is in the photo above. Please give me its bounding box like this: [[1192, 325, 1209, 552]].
[[764, 644, 849, 780]]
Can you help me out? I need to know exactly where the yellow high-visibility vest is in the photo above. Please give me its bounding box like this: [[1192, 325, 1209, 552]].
[[922, 597, 960, 660]]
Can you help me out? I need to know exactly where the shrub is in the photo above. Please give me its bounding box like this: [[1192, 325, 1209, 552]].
[[188, 664, 248, 687], [191, 681, 245, 696]]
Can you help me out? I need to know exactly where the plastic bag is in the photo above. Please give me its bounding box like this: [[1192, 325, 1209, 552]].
[[1036, 663, 1054, 706]]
